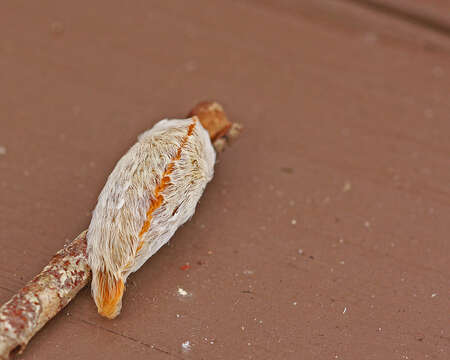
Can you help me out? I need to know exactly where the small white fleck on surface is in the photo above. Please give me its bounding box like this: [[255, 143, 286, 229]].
[[291, 219, 297, 225], [181, 340, 191, 351], [243, 269, 254, 275], [185, 60, 196, 72], [364, 221, 371, 228], [424, 109, 434, 119], [0, 146, 6, 155], [342, 181, 352, 192], [343, 307, 347, 314], [177, 287, 190, 296], [176, 314, 181, 318], [293, 302, 297, 306], [298, 249, 304, 255], [432, 66, 443, 77], [431, 293, 438, 298], [51, 21, 65, 35]]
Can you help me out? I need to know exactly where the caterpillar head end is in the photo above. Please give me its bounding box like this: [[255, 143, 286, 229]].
[[188, 101, 231, 141]]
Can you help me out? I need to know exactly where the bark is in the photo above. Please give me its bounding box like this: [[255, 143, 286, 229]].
[[0, 231, 89, 359], [0, 101, 241, 359]]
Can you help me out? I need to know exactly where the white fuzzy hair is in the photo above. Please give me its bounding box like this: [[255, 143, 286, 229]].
[[87, 117, 215, 317]]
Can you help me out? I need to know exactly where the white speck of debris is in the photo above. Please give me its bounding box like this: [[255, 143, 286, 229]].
[[0, 146, 6, 155], [51, 21, 65, 35], [185, 60, 196, 72], [176, 314, 181, 318], [291, 219, 297, 225], [364, 32, 379, 44], [432, 66, 443, 77], [293, 302, 297, 306], [181, 341, 191, 351], [248, 342, 252, 346], [243, 269, 254, 275], [298, 249, 304, 255], [343, 307, 347, 314], [378, 327, 382, 332], [424, 109, 434, 119], [178, 287, 189, 296], [339, 238, 344, 244], [241, 326, 245, 331], [339, 261, 345, 265], [342, 181, 352, 192], [364, 221, 371, 228], [431, 293, 438, 298]]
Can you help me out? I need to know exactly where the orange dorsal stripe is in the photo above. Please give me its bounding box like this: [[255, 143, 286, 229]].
[[136, 119, 197, 243]]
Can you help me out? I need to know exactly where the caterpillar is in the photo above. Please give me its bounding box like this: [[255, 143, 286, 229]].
[[87, 116, 216, 319]]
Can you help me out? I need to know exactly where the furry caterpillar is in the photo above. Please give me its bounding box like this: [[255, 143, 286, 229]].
[[87, 117, 215, 318]]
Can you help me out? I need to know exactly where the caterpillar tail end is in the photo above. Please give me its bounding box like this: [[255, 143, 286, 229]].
[[94, 271, 125, 319]]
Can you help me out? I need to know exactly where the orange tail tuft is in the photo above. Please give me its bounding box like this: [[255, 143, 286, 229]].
[[95, 271, 125, 319]]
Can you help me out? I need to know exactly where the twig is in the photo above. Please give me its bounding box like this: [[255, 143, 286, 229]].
[[0, 232, 89, 359], [0, 101, 242, 360]]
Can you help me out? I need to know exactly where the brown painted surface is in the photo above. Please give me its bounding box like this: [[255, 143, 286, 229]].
[[364, 0, 450, 29], [0, 1, 449, 359]]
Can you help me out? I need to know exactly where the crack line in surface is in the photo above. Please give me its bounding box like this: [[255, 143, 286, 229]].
[[74, 317, 182, 359], [0, 285, 15, 294]]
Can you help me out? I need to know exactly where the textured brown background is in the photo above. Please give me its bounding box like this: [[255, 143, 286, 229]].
[[0, 1, 449, 359]]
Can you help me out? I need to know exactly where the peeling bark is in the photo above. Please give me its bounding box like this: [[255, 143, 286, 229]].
[[0, 231, 90, 359]]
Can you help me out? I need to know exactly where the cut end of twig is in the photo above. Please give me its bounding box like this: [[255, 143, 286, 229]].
[[188, 101, 242, 153]]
